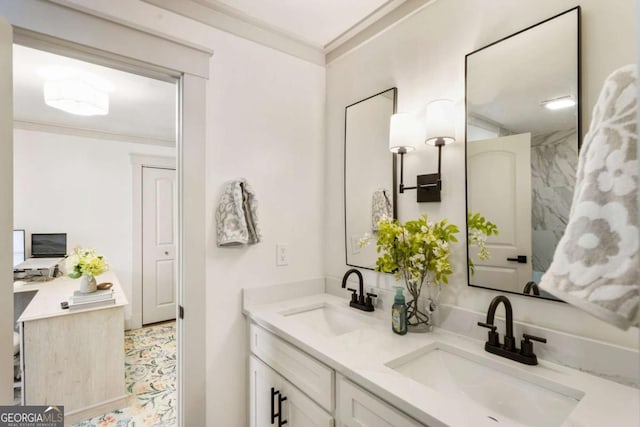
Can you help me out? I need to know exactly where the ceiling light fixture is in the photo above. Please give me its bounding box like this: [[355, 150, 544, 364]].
[[542, 96, 575, 110], [44, 79, 109, 116]]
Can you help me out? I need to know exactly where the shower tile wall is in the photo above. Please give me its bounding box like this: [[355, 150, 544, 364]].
[[531, 129, 578, 276]]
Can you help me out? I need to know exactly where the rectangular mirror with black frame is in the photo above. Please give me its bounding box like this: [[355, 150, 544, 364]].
[[344, 87, 397, 270], [465, 7, 581, 301]]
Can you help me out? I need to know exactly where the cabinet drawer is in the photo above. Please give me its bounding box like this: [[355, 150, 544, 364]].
[[336, 375, 425, 427], [250, 323, 334, 411]]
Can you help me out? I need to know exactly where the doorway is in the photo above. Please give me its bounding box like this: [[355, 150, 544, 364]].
[[0, 3, 209, 423], [11, 43, 179, 424]]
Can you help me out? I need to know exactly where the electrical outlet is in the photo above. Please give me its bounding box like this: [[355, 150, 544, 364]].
[[276, 244, 289, 266]]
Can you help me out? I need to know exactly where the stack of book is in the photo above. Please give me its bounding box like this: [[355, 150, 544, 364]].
[[69, 288, 115, 310]]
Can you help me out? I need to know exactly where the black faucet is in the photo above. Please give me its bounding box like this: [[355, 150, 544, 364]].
[[341, 269, 377, 312], [477, 295, 547, 365], [523, 281, 540, 296]]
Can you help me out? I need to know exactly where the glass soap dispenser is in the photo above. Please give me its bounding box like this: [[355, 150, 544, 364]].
[[392, 286, 407, 335]]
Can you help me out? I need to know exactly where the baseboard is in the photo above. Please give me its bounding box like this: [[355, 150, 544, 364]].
[[64, 394, 128, 424]]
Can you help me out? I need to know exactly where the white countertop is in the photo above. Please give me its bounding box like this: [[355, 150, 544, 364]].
[[16, 271, 128, 323], [244, 292, 639, 427]]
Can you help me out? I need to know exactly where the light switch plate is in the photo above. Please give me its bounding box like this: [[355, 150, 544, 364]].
[[276, 244, 289, 266]]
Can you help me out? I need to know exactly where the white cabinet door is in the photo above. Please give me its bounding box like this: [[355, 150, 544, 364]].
[[250, 355, 333, 427], [336, 375, 424, 427], [250, 323, 334, 411]]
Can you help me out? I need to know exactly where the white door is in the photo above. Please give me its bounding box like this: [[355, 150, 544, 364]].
[[142, 166, 177, 325], [0, 14, 13, 404], [249, 356, 333, 427], [468, 133, 532, 293]]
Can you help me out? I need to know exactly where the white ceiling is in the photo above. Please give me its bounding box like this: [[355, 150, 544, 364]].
[[467, 10, 578, 137], [12, 1, 411, 140], [13, 45, 176, 144], [196, 0, 400, 47]]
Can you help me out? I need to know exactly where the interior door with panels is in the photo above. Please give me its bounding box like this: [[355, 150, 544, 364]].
[[467, 133, 532, 292], [142, 166, 177, 324]]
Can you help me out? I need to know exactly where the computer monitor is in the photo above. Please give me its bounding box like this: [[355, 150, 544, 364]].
[[31, 233, 67, 258], [13, 229, 25, 267]]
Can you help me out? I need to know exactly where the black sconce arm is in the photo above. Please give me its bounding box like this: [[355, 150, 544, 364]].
[[397, 138, 445, 202]]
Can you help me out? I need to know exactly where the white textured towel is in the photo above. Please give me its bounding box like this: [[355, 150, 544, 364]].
[[216, 179, 262, 246], [372, 189, 392, 232], [539, 65, 639, 329]]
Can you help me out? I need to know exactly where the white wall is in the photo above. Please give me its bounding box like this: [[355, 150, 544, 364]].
[[45, 1, 327, 425], [13, 128, 174, 321], [204, 33, 325, 427], [325, 0, 639, 349]]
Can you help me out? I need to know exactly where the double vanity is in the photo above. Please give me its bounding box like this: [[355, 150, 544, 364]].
[[244, 281, 639, 427]]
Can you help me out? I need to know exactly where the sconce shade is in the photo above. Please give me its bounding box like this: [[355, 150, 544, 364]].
[[389, 113, 418, 153], [425, 99, 455, 146], [44, 79, 109, 116]]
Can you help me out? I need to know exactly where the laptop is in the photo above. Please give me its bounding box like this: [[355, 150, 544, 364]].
[[14, 233, 67, 273], [31, 233, 67, 258]]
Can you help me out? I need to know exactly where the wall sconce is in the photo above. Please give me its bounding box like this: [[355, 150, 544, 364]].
[[389, 99, 455, 202]]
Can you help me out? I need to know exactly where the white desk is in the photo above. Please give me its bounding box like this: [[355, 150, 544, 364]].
[[16, 272, 129, 424]]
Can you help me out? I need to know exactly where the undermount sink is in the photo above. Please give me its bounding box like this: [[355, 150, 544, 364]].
[[280, 303, 370, 337], [386, 342, 584, 426]]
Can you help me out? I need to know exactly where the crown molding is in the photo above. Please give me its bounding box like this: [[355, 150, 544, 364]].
[[142, 0, 325, 65], [142, 0, 439, 66], [323, 0, 405, 52], [326, 0, 438, 64], [14, 120, 175, 147], [44, 0, 437, 66]]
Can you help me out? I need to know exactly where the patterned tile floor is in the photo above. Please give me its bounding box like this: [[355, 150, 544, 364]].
[[71, 322, 177, 427]]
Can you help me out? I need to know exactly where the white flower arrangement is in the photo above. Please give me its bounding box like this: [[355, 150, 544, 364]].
[[66, 247, 109, 278]]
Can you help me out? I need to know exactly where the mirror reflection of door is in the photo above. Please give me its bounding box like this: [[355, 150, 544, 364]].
[[468, 134, 532, 292], [465, 7, 580, 300]]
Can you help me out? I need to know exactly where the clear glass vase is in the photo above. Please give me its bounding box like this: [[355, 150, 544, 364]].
[[405, 278, 441, 333]]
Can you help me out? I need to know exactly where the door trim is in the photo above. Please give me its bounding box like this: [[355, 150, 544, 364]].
[[130, 154, 176, 330], [0, 13, 11, 405], [0, 2, 210, 423]]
